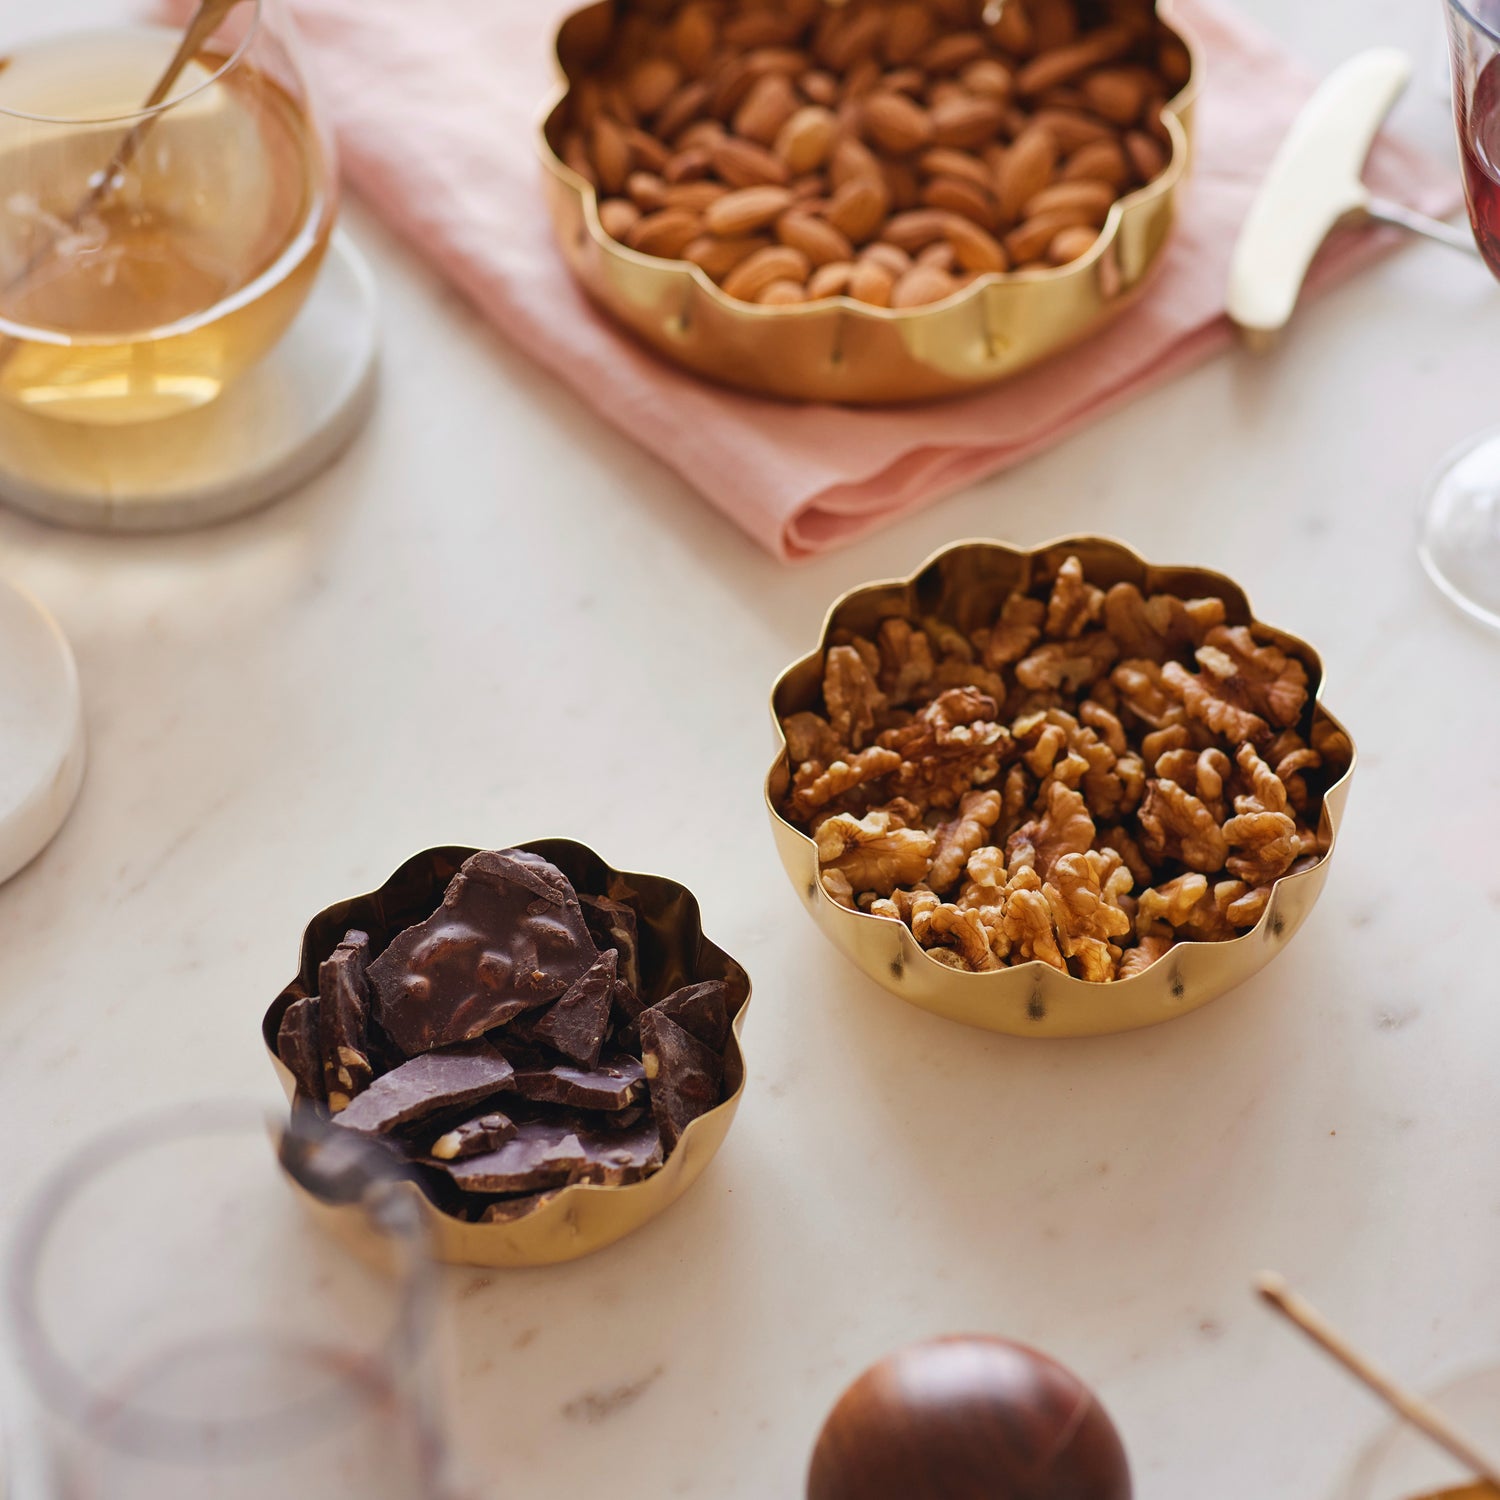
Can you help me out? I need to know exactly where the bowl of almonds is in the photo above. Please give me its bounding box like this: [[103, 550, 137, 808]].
[[765, 538, 1356, 1036], [540, 0, 1196, 403]]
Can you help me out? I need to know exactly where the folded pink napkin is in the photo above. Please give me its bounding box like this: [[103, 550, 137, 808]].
[[269, 0, 1458, 559]]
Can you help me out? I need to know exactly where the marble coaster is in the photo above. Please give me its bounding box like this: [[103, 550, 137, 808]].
[[0, 231, 379, 533], [0, 577, 84, 886]]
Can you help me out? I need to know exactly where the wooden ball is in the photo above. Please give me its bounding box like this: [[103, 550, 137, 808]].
[[807, 1336, 1132, 1500]]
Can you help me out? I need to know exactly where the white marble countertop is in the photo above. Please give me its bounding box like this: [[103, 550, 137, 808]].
[[3, 0, 1499, 1494]]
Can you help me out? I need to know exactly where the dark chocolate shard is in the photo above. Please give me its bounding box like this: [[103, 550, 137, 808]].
[[649, 980, 732, 1054], [276, 997, 325, 1102], [511, 1055, 646, 1112], [368, 850, 599, 1056], [318, 930, 373, 1107], [429, 1112, 516, 1162], [580, 893, 642, 995], [529, 949, 616, 1069], [447, 1114, 663, 1194], [639, 1009, 722, 1153], [332, 1042, 515, 1134]]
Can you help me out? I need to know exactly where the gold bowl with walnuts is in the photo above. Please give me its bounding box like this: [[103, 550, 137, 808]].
[[539, 0, 1198, 403], [765, 537, 1356, 1036]]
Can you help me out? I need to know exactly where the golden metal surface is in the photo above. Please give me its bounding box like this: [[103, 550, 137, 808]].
[[764, 536, 1356, 1037], [538, 1, 1199, 404], [262, 840, 750, 1267]]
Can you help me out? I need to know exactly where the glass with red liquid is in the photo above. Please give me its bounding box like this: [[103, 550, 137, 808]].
[[1423, 0, 1500, 627]]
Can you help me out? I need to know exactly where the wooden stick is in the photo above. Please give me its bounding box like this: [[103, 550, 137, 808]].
[[1256, 1272, 1500, 1488]]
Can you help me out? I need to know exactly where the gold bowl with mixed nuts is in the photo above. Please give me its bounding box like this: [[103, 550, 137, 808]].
[[765, 538, 1356, 1036], [540, 0, 1197, 402]]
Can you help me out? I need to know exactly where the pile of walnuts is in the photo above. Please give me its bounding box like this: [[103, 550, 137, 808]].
[[778, 557, 1348, 981], [557, 0, 1189, 306]]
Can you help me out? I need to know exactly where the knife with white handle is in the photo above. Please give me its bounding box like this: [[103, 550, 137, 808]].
[[1228, 47, 1477, 351]]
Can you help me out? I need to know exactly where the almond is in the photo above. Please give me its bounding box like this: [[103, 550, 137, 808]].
[[671, 4, 718, 77], [994, 123, 1058, 223], [561, 130, 596, 186], [921, 173, 999, 229], [1032, 0, 1081, 52], [625, 171, 668, 211], [847, 258, 896, 306], [653, 78, 709, 139], [960, 58, 1015, 100], [597, 198, 640, 242], [677, 119, 727, 153], [724, 9, 804, 49], [626, 208, 703, 259], [883, 67, 928, 96], [775, 105, 838, 172], [1025, 178, 1116, 224], [722, 244, 812, 300], [861, 242, 912, 275], [1003, 206, 1093, 263], [664, 146, 713, 184], [830, 136, 884, 189], [626, 56, 683, 120], [944, 215, 1009, 273], [841, 57, 885, 101], [734, 72, 799, 145], [987, 2, 1035, 58], [917, 241, 957, 271], [883, 159, 922, 211], [1047, 224, 1100, 264], [930, 95, 1007, 149], [684, 233, 770, 279], [711, 136, 792, 188], [884, 2, 936, 64], [800, 69, 840, 106], [777, 212, 856, 267], [790, 176, 827, 203], [663, 180, 729, 213], [919, 148, 995, 191], [1123, 129, 1168, 183], [1014, 24, 1136, 97], [704, 184, 796, 236], [1029, 107, 1113, 152], [1061, 137, 1131, 191], [817, 7, 887, 71], [758, 278, 808, 305], [590, 116, 633, 195], [1159, 35, 1193, 89], [891, 263, 957, 306], [1081, 66, 1150, 126], [808, 261, 856, 298], [919, 32, 988, 74], [624, 127, 671, 175], [882, 208, 956, 251], [824, 176, 890, 243], [706, 57, 757, 120], [743, 46, 812, 79]]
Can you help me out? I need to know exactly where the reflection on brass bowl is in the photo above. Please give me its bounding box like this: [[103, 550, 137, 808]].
[[262, 841, 750, 1267], [539, 1, 1198, 404], [765, 537, 1356, 1037]]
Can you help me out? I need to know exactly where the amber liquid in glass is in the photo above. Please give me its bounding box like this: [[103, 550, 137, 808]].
[[0, 25, 335, 424]]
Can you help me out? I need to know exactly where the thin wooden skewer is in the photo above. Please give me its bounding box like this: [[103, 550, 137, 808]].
[[1256, 1272, 1500, 1489]]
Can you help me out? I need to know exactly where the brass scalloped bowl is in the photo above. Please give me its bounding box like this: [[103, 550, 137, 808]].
[[262, 840, 750, 1267], [539, 1, 1199, 404], [765, 537, 1356, 1036]]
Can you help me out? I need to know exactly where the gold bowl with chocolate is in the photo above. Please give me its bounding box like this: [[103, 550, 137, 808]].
[[765, 537, 1356, 1036], [540, 0, 1197, 403], [262, 841, 750, 1267]]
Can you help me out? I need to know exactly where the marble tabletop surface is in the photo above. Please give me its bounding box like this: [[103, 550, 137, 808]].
[[3, 0, 1500, 1494]]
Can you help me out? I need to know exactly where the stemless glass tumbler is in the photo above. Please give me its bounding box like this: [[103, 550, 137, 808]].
[[1423, 0, 1500, 629], [6, 1103, 463, 1500], [0, 0, 338, 425]]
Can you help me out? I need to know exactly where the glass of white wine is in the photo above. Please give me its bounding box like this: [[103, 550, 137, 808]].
[[0, 0, 337, 425]]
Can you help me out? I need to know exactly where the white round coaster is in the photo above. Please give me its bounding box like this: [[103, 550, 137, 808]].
[[0, 577, 84, 886], [0, 231, 379, 533]]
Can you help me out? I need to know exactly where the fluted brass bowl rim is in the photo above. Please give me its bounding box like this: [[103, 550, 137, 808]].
[[537, 0, 1199, 322], [261, 839, 750, 1265], [764, 534, 1356, 1018]]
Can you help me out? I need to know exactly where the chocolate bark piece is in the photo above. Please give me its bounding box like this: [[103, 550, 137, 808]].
[[447, 1115, 664, 1195], [580, 893, 642, 995], [511, 1055, 647, 1112], [276, 997, 325, 1102], [368, 849, 599, 1056], [332, 1043, 515, 1135], [318, 930, 373, 1107], [639, 1009, 722, 1153], [529, 949, 616, 1070], [429, 1112, 516, 1162], [649, 979, 732, 1054]]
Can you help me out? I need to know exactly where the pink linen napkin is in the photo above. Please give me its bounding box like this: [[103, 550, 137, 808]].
[[267, 0, 1459, 559]]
